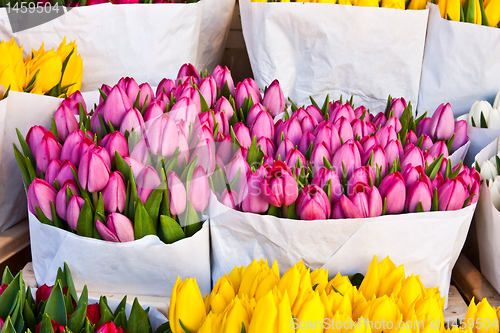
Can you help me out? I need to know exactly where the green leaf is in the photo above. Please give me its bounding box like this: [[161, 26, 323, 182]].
[[13, 143, 34, 186], [44, 282, 66, 326], [96, 296, 114, 328], [425, 154, 444, 180], [180, 200, 202, 236], [463, 193, 475, 208], [98, 88, 108, 103], [309, 96, 319, 109], [159, 216, 185, 244], [113, 310, 128, 332], [179, 320, 193, 333], [180, 156, 198, 197], [267, 205, 282, 218], [128, 168, 139, 222], [450, 162, 463, 179], [35, 207, 53, 226], [128, 298, 152, 333], [154, 322, 172, 333], [241, 322, 246, 333], [113, 296, 127, 318], [197, 88, 210, 113], [479, 0, 488, 26], [51, 201, 63, 229], [321, 94, 330, 116], [77, 198, 94, 238], [431, 187, 439, 211], [2, 267, 13, 285], [134, 199, 156, 240], [1, 317, 17, 333], [145, 189, 163, 233], [23, 299, 37, 332], [415, 201, 425, 213], [348, 273, 365, 289], [68, 285, 87, 333], [16, 128, 36, 167], [446, 134, 455, 153], [288, 97, 299, 113]]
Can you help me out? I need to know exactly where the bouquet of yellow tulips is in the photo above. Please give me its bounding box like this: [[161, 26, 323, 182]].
[[167, 255, 499, 333], [253, 0, 427, 10], [438, 0, 499, 27], [0, 37, 83, 99]]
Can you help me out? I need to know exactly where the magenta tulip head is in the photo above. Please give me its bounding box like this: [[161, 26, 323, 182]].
[[298, 131, 316, 156], [361, 136, 380, 153], [136, 166, 161, 204], [169, 97, 199, 126], [190, 139, 215, 174], [53, 105, 79, 143], [330, 103, 355, 124], [334, 117, 354, 143], [156, 78, 175, 98], [143, 101, 164, 123], [145, 113, 179, 157], [66, 195, 84, 230], [35, 131, 62, 174], [313, 124, 341, 155], [120, 108, 145, 137], [188, 166, 210, 212], [177, 63, 200, 86], [416, 117, 431, 138], [285, 148, 307, 169], [311, 167, 342, 202], [96, 85, 132, 129], [331, 140, 362, 179], [347, 165, 376, 196], [215, 96, 235, 120], [55, 180, 80, 221], [385, 116, 402, 133], [241, 171, 269, 214], [388, 97, 407, 118], [375, 126, 398, 147], [198, 77, 217, 109], [401, 143, 424, 171], [405, 180, 432, 213], [101, 171, 126, 214], [296, 185, 331, 220], [96, 213, 134, 243], [384, 139, 403, 167], [262, 79, 285, 117], [137, 83, 154, 110], [59, 130, 88, 167], [28, 178, 57, 220], [235, 79, 261, 111], [220, 189, 239, 210], [212, 65, 235, 97], [437, 177, 469, 211], [378, 172, 406, 214], [372, 112, 387, 128], [261, 161, 298, 207], [257, 137, 275, 157], [452, 120, 468, 153], [340, 183, 383, 218], [26, 125, 49, 156], [214, 111, 230, 136], [60, 91, 86, 115], [167, 171, 187, 216], [100, 131, 129, 161], [250, 110, 275, 141], [428, 141, 449, 159], [363, 145, 388, 178], [78, 149, 111, 193], [310, 142, 331, 175], [428, 103, 454, 141], [275, 138, 295, 162], [226, 155, 250, 187], [117, 77, 140, 106]]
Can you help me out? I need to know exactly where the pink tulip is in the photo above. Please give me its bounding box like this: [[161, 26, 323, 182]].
[[214, 111, 230, 136], [262, 79, 285, 117], [310, 142, 331, 175], [384, 139, 403, 167], [45, 159, 62, 186], [190, 139, 215, 174], [101, 172, 126, 214], [331, 140, 361, 178], [347, 165, 376, 196], [285, 148, 307, 169], [215, 96, 235, 120], [120, 108, 145, 137], [231, 122, 250, 149], [156, 78, 176, 98], [53, 105, 78, 143], [437, 177, 468, 211], [257, 137, 275, 157], [423, 152, 434, 168], [247, 104, 267, 128], [78, 149, 110, 193], [401, 143, 424, 170], [220, 189, 239, 210], [96, 86, 132, 129], [299, 112, 319, 133], [330, 103, 355, 124], [235, 79, 261, 111], [60, 91, 87, 115], [428, 103, 454, 141], [117, 77, 140, 106], [388, 97, 407, 118], [96, 213, 134, 243], [26, 125, 49, 155], [416, 117, 431, 137], [378, 172, 406, 214], [169, 97, 199, 126], [100, 131, 129, 161], [334, 117, 354, 142], [331, 200, 345, 219], [340, 183, 382, 218], [354, 105, 367, 119], [60, 130, 92, 167], [402, 164, 430, 191], [145, 113, 179, 157], [212, 65, 235, 97], [98, 84, 112, 103], [130, 139, 150, 166], [177, 63, 200, 86], [199, 77, 217, 108], [313, 124, 341, 155], [167, 171, 187, 216], [428, 141, 449, 159], [375, 126, 398, 147], [188, 166, 210, 212], [136, 166, 161, 203], [190, 124, 214, 148], [298, 131, 316, 155], [296, 185, 331, 220], [241, 171, 269, 213], [372, 112, 387, 128], [417, 134, 433, 152], [278, 117, 303, 148], [351, 119, 369, 139], [311, 167, 342, 201], [55, 160, 77, 186], [452, 120, 468, 153], [143, 101, 164, 123], [430, 172, 444, 193], [137, 83, 154, 110], [385, 116, 402, 132], [361, 136, 380, 153], [35, 132, 62, 174], [405, 180, 432, 212], [261, 161, 298, 207], [216, 134, 234, 166], [28, 178, 57, 220], [226, 155, 250, 185], [275, 138, 294, 161], [250, 111, 275, 141], [363, 145, 387, 178], [123, 156, 144, 179], [405, 130, 418, 146], [55, 180, 80, 220]]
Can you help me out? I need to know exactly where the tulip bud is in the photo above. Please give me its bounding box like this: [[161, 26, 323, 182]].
[[293, 290, 325, 332], [262, 79, 285, 117], [298, 131, 316, 156], [26, 125, 49, 156], [117, 77, 140, 106], [226, 155, 250, 188], [177, 63, 201, 86], [55, 180, 80, 221], [312, 167, 342, 201], [100, 131, 129, 161], [332, 140, 362, 178], [347, 166, 375, 196], [101, 171, 126, 214], [60, 130, 89, 167], [334, 116, 354, 142], [35, 131, 62, 174], [136, 166, 161, 204], [428, 141, 449, 159], [384, 139, 403, 167], [330, 103, 355, 124], [214, 111, 230, 136], [169, 277, 207, 333], [372, 112, 387, 128], [363, 145, 388, 178], [156, 78, 175, 98], [96, 212, 134, 242], [67, 195, 84, 230], [241, 171, 269, 213], [96, 86, 132, 129], [78, 149, 111, 193], [220, 189, 239, 210], [60, 91, 86, 115], [261, 161, 298, 207], [405, 180, 432, 213], [212, 65, 235, 97], [340, 184, 383, 218], [481, 159, 499, 180], [401, 143, 424, 171], [313, 124, 341, 155], [45, 159, 62, 186], [437, 177, 468, 211], [28, 178, 57, 220], [416, 117, 431, 137], [143, 101, 164, 124], [169, 96, 199, 126], [120, 108, 145, 138], [235, 79, 261, 111], [385, 116, 402, 132], [53, 105, 79, 143], [488, 108, 500, 130], [137, 83, 154, 110], [297, 185, 331, 220], [452, 120, 468, 153], [285, 148, 307, 169], [145, 113, 179, 157], [251, 111, 275, 141], [376, 126, 398, 148], [428, 103, 454, 141], [310, 142, 331, 175], [188, 166, 210, 212], [388, 97, 407, 118], [378, 172, 406, 214], [215, 95, 235, 120]]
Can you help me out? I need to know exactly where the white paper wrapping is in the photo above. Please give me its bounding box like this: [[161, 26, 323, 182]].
[[209, 193, 475, 305], [240, 0, 428, 113], [0, 3, 206, 91], [0, 91, 62, 233], [417, 4, 500, 117], [457, 114, 500, 168], [29, 212, 211, 298]]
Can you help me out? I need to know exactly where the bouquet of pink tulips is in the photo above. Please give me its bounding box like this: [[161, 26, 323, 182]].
[[14, 63, 235, 244]]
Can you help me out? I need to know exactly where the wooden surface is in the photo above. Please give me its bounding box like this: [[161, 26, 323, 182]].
[[452, 254, 500, 308], [22, 262, 170, 317], [445, 285, 469, 326], [0, 219, 31, 273]]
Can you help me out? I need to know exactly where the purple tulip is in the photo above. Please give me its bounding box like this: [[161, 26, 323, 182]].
[[123, 156, 144, 179], [363, 145, 387, 178], [212, 65, 235, 97], [45, 159, 62, 186], [298, 111, 319, 134], [416, 117, 431, 137], [305, 105, 324, 123], [261, 161, 298, 207], [56, 160, 77, 186], [101, 171, 126, 214], [215, 96, 235, 120], [143, 101, 164, 123], [313, 124, 341, 155], [230, 122, 251, 149], [26, 125, 49, 155], [177, 63, 200, 86], [388, 97, 407, 118], [257, 137, 275, 157], [372, 112, 387, 128], [156, 78, 175, 98], [437, 177, 468, 211], [198, 77, 217, 109], [298, 131, 316, 155], [347, 165, 376, 196], [99, 84, 112, 104], [220, 189, 239, 210], [96, 213, 134, 242], [235, 79, 261, 111], [35, 132, 62, 174], [66, 195, 84, 230], [136, 166, 161, 204], [331, 140, 361, 178], [28, 178, 57, 220], [226, 155, 250, 186], [137, 83, 154, 110], [378, 172, 406, 214], [296, 185, 331, 220], [214, 111, 230, 136], [428, 141, 449, 159], [60, 130, 90, 167], [361, 136, 380, 153], [285, 148, 307, 169], [130, 139, 150, 165], [60, 91, 86, 115], [331, 200, 345, 219], [402, 164, 430, 191], [250, 111, 275, 142], [120, 108, 145, 137], [452, 120, 468, 153], [117, 77, 140, 106], [55, 180, 80, 220], [262, 79, 285, 117], [428, 103, 454, 141], [340, 183, 382, 218], [166, 171, 187, 216], [78, 149, 110, 193], [310, 142, 331, 175], [405, 180, 432, 212], [275, 138, 294, 161], [99, 131, 129, 161], [383, 140, 402, 168], [375, 126, 398, 147], [354, 105, 367, 119], [145, 113, 179, 157], [96, 86, 132, 128], [406, 130, 418, 146], [169, 97, 199, 126], [430, 172, 444, 193], [417, 134, 433, 152], [330, 103, 355, 124], [385, 116, 402, 132], [401, 143, 424, 170], [53, 105, 79, 143], [241, 171, 269, 213], [351, 119, 369, 139], [334, 117, 354, 142], [187, 166, 210, 212], [311, 167, 342, 202]]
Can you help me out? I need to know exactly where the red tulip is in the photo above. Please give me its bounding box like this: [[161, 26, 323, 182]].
[[86, 303, 101, 326], [95, 322, 124, 333]]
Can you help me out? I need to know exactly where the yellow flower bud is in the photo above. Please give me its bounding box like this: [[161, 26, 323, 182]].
[[228, 265, 246, 294], [464, 298, 498, 333], [381, 0, 405, 9], [294, 289, 326, 333], [378, 264, 405, 297], [25, 43, 62, 94], [198, 312, 221, 333], [0, 66, 22, 93], [169, 277, 207, 333], [360, 256, 381, 301], [327, 272, 354, 296], [347, 317, 373, 333], [219, 296, 255, 333], [407, 0, 427, 9], [414, 294, 444, 332], [485, 0, 500, 27], [353, 293, 370, 321], [248, 289, 294, 333], [278, 260, 312, 307], [356, 0, 379, 6], [311, 268, 329, 294], [324, 310, 351, 333], [438, 0, 461, 21], [206, 275, 237, 314], [322, 290, 353, 319], [362, 295, 402, 333], [0, 38, 26, 91], [397, 275, 427, 311]]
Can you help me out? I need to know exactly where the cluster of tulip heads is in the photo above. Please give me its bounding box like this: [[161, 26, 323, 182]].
[[169, 254, 499, 333], [0, 38, 83, 98]]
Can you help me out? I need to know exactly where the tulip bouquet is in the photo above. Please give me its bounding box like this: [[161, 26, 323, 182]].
[[168, 254, 498, 333], [437, 0, 499, 27], [254, 0, 427, 10], [0, 38, 82, 98], [0, 263, 167, 333]]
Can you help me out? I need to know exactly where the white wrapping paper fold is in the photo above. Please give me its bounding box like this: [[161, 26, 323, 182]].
[[472, 139, 500, 294], [209, 193, 475, 306], [240, 0, 428, 113], [417, 4, 500, 117], [0, 0, 234, 91], [29, 212, 211, 298], [0, 91, 62, 233]]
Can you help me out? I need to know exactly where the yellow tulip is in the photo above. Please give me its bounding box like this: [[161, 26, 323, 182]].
[[198, 312, 221, 333], [353, 293, 370, 321], [359, 257, 381, 300], [248, 289, 294, 333], [346, 317, 373, 333], [377, 264, 405, 297], [407, 0, 427, 10], [322, 290, 353, 319], [324, 310, 351, 333], [293, 289, 326, 333], [278, 260, 312, 307], [0, 38, 26, 91], [311, 268, 329, 294], [485, 0, 500, 27], [381, 0, 405, 9], [219, 296, 255, 333], [327, 272, 354, 296], [0, 66, 22, 93], [238, 259, 280, 301], [56, 38, 83, 96], [356, 0, 379, 6], [465, 298, 498, 333], [206, 275, 237, 314], [438, 0, 462, 21], [25, 43, 62, 94], [169, 277, 207, 333], [413, 294, 444, 332], [360, 256, 405, 300], [362, 295, 402, 333], [397, 275, 427, 310], [228, 265, 246, 294]]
